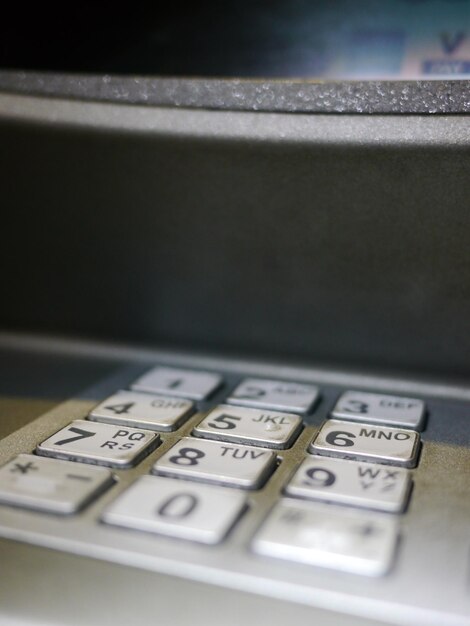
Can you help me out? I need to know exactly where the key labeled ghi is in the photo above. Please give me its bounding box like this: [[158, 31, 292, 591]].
[[37, 420, 159, 468], [193, 405, 303, 449], [309, 419, 420, 467], [89, 391, 193, 432]]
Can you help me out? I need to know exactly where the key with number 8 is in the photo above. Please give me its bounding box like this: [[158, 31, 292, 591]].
[[153, 437, 277, 488]]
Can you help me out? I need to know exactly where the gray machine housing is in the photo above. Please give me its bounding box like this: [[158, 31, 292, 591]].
[[0, 76, 469, 626]]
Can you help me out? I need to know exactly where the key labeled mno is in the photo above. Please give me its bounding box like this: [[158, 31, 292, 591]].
[[309, 419, 420, 467]]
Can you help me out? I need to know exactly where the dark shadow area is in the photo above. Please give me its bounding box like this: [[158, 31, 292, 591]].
[[1, 118, 469, 378]]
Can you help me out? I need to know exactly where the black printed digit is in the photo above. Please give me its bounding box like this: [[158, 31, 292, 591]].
[[104, 402, 135, 415], [169, 447, 205, 466], [304, 467, 336, 487], [325, 430, 356, 447], [207, 414, 241, 430], [157, 493, 198, 518]]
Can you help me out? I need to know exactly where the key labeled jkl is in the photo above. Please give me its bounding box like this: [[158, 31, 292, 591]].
[[193, 404, 303, 449]]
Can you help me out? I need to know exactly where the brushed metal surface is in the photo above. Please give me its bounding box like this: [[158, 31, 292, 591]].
[[0, 337, 470, 626]]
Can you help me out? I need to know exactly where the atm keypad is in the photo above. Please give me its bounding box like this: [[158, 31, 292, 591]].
[[0, 367, 427, 578]]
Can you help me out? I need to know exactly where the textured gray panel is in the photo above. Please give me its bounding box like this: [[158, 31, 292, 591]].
[[0, 71, 469, 113]]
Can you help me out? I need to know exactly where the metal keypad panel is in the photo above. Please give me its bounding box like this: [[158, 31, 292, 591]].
[[37, 420, 160, 468], [0, 360, 437, 600], [252, 499, 399, 576], [89, 391, 194, 432], [332, 391, 425, 430], [193, 405, 303, 449], [227, 378, 319, 413], [102, 475, 247, 544], [153, 437, 277, 489], [309, 420, 420, 467]]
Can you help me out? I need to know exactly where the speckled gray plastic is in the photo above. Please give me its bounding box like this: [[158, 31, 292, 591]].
[[0, 71, 469, 113]]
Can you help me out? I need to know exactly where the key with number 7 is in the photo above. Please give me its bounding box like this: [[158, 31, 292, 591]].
[[37, 420, 160, 468]]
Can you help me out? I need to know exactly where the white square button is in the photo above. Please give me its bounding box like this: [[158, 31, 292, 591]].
[[103, 475, 247, 544], [132, 367, 222, 400]]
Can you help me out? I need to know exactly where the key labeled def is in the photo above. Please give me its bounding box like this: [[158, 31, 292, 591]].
[[332, 390, 425, 430], [37, 420, 159, 468]]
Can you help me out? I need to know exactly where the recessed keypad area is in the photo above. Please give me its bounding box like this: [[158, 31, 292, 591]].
[[0, 364, 427, 579]]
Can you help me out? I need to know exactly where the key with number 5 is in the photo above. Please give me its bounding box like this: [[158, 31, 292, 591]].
[[193, 405, 303, 449]]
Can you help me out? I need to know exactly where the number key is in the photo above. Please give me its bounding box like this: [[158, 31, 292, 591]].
[[309, 420, 420, 467], [89, 391, 193, 432], [153, 437, 277, 488], [102, 475, 247, 544], [37, 420, 159, 468], [286, 456, 411, 512], [332, 391, 425, 430], [132, 366, 222, 400], [227, 378, 319, 413], [193, 405, 303, 449]]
